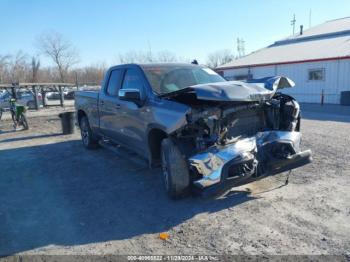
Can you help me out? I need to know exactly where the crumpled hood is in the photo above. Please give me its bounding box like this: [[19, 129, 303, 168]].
[[161, 76, 295, 102]]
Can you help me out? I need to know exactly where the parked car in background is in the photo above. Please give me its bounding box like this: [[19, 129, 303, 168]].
[[0, 90, 43, 110], [64, 90, 75, 100], [46, 87, 76, 100], [46, 90, 68, 100]]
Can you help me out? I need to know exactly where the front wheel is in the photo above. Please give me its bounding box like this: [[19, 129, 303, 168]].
[[10, 110, 16, 126], [161, 138, 190, 199], [80, 116, 99, 149], [19, 114, 29, 130]]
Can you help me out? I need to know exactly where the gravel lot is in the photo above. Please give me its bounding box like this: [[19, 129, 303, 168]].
[[0, 106, 349, 256]]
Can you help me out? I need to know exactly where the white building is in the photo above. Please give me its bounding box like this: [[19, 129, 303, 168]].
[[216, 17, 350, 104]]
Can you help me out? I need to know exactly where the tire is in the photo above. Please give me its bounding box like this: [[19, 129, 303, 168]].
[[0, 109, 3, 120], [79, 116, 99, 149], [10, 110, 16, 126], [20, 114, 29, 130], [161, 138, 190, 199]]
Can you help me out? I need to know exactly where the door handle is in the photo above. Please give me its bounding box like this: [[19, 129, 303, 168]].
[[115, 104, 121, 109], [100, 100, 104, 106]]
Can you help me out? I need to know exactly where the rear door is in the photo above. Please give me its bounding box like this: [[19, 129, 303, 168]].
[[98, 68, 125, 141]]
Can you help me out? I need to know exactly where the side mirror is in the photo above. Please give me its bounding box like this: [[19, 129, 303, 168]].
[[118, 88, 142, 104]]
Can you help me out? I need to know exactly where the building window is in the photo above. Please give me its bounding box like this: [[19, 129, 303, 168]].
[[234, 74, 253, 81], [308, 68, 325, 81]]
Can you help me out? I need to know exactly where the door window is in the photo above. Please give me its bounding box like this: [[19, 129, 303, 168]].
[[121, 69, 143, 91], [106, 69, 123, 96]]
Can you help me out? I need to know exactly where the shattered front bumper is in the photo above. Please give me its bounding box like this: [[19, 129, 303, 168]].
[[189, 131, 312, 189]]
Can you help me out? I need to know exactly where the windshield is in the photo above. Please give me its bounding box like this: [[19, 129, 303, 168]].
[[141, 65, 226, 94]]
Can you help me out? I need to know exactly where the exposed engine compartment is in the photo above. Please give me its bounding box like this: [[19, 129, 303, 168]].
[[172, 92, 300, 152], [168, 92, 309, 189]]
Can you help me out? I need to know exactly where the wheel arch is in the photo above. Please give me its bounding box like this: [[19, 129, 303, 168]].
[[77, 109, 87, 125], [147, 127, 168, 167]]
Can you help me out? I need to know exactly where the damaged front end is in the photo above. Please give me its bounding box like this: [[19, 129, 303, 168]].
[[189, 131, 312, 189], [167, 76, 312, 191]]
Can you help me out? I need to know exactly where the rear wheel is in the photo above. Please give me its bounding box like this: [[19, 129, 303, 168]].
[[0, 109, 3, 120], [80, 116, 99, 149], [161, 138, 190, 199]]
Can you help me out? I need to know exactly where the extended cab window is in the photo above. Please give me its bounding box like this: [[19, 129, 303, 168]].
[[121, 69, 143, 91], [106, 69, 123, 96]]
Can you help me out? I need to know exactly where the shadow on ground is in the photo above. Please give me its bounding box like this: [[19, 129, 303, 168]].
[[0, 140, 256, 255], [0, 133, 62, 143]]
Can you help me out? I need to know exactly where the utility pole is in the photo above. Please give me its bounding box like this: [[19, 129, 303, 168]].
[[291, 14, 296, 35], [75, 71, 79, 90], [236, 38, 245, 58], [309, 9, 312, 28]]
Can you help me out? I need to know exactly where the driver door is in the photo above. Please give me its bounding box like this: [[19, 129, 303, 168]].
[[115, 67, 148, 154]]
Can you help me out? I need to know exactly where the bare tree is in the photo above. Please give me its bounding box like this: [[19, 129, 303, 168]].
[[37, 67, 58, 83], [74, 63, 107, 85], [31, 56, 40, 82], [118, 50, 179, 64], [157, 50, 177, 62], [0, 54, 11, 83], [9, 51, 28, 83], [37, 31, 79, 82], [206, 49, 235, 69], [1, 50, 107, 85], [118, 50, 142, 64]]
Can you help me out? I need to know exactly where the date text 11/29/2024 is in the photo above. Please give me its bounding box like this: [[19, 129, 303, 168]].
[[127, 255, 219, 261]]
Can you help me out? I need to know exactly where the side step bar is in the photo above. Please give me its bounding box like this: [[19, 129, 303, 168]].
[[98, 140, 149, 169]]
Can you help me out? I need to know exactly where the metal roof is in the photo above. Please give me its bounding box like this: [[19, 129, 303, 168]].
[[217, 17, 350, 69], [282, 16, 350, 41]]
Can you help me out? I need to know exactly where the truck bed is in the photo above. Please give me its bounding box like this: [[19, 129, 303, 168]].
[[75, 90, 100, 129], [75, 90, 99, 99]]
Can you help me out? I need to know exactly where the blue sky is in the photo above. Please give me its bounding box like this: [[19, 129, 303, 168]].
[[1, 0, 349, 66]]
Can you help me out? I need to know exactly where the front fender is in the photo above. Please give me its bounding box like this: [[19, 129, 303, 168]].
[[148, 98, 190, 135]]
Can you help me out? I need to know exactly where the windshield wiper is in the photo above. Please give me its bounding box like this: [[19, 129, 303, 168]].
[[158, 87, 194, 98]]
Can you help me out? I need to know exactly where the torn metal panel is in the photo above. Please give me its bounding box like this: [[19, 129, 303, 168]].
[[160, 76, 295, 102], [190, 131, 310, 188]]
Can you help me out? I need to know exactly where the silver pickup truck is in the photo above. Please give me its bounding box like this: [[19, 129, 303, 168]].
[[75, 63, 312, 199]]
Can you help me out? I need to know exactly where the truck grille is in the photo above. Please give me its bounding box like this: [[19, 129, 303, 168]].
[[226, 109, 265, 139]]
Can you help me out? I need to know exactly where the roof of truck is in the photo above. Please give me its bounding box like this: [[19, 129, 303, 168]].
[[139, 63, 202, 67]]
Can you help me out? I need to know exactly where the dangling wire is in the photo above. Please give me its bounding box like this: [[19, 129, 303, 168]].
[[285, 170, 292, 185]]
